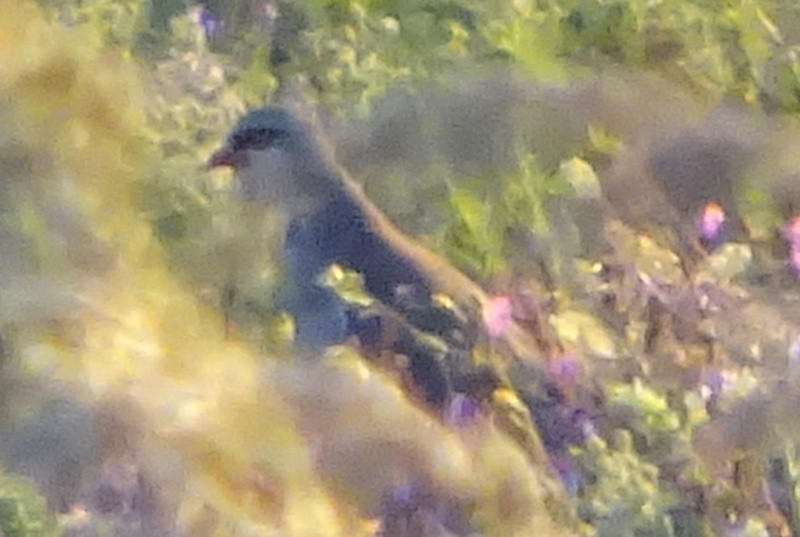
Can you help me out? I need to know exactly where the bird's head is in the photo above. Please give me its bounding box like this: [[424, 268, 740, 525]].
[[207, 107, 335, 209]]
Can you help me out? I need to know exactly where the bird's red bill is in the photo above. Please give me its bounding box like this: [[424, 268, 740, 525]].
[[206, 146, 247, 169]]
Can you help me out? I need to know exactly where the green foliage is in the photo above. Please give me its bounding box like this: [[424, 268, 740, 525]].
[[561, 0, 776, 100], [280, 1, 462, 111], [609, 379, 682, 438], [476, 0, 568, 79], [768, 46, 800, 112], [440, 154, 576, 278], [563, 0, 641, 63], [42, 0, 149, 48], [12, 0, 800, 535], [0, 471, 55, 537], [575, 431, 677, 537], [442, 188, 505, 276]]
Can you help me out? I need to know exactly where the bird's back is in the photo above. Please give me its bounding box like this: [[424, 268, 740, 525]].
[[285, 187, 431, 304]]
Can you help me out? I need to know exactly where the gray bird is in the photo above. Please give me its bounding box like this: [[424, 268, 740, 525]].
[[206, 109, 590, 530], [206, 107, 546, 406]]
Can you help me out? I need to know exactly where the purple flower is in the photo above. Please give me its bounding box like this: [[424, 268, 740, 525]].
[[696, 202, 726, 250], [550, 454, 582, 495], [445, 393, 482, 427], [699, 368, 725, 401], [194, 4, 221, 42], [547, 352, 584, 391]]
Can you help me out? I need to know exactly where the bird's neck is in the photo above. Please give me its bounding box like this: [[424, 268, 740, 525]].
[[278, 170, 350, 223]]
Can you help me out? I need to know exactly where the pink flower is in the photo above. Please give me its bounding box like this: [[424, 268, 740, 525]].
[[696, 202, 726, 249], [789, 337, 800, 369], [783, 215, 800, 246], [482, 295, 514, 338], [779, 216, 800, 275], [790, 245, 800, 276]]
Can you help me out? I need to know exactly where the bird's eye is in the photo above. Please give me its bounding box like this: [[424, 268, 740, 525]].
[[231, 127, 283, 151]]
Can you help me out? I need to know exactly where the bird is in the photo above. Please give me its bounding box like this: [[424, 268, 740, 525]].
[[206, 107, 590, 530], [205, 107, 548, 406]]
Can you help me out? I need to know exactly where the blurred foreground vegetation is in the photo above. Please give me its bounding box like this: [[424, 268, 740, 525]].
[[4, 0, 800, 535]]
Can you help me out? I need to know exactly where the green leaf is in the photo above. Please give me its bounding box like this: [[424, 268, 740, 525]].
[[550, 309, 617, 359], [559, 157, 602, 199]]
